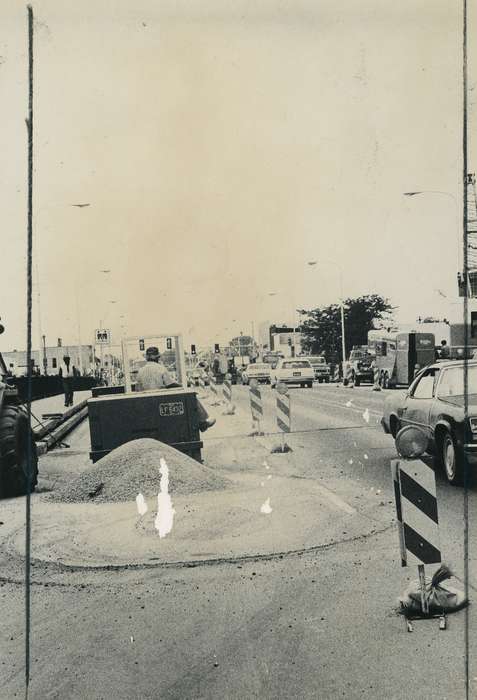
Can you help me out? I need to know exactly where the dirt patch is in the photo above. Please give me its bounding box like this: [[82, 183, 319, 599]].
[[46, 438, 231, 503]]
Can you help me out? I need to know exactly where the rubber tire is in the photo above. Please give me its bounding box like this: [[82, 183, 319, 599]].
[[325, 378, 330, 383], [354, 377, 361, 387], [439, 429, 464, 485], [307, 381, 313, 388], [0, 406, 38, 498]]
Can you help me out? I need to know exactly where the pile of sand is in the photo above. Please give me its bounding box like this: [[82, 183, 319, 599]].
[[48, 438, 231, 503]]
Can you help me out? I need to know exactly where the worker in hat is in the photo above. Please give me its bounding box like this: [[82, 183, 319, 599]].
[[136, 346, 215, 432]]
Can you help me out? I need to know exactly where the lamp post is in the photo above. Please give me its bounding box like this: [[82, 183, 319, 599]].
[[307, 260, 347, 367]]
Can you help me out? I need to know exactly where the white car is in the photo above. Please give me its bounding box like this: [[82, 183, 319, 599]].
[[241, 362, 271, 385], [271, 358, 314, 388]]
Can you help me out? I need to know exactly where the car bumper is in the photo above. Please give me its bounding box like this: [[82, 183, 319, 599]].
[[278, 377, 314, 384]]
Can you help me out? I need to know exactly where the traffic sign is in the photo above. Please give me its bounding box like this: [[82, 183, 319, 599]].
[[166, 337, 172, 350], [191, 344, 196, 355], [139, 338, 145, 351], [95, 328, 111, 344]]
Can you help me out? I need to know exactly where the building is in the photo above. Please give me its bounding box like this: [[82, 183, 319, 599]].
[[3, 344, 95, 376]]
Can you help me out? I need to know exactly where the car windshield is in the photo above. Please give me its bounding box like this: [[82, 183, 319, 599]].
[[438, 366, 477, 397], [282, 361, 311, 369]]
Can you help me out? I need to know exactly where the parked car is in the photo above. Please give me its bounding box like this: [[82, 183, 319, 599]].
[[307, 356, 331, 383], [381, 360, 477, 485], [241, 363, 271, 385], [270, 358, 314, 388]]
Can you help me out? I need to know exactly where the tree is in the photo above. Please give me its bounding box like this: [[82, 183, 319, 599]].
[[298, 294, 395, 363], [229, 335, 258, 358]]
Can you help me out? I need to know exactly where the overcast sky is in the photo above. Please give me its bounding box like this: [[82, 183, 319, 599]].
[[1, 0, 476, 351]]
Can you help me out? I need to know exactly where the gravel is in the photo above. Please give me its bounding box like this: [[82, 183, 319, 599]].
[[47, 438, 231, 503]]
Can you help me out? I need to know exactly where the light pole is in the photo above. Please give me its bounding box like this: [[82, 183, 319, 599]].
[[307, 260, 346, 367]]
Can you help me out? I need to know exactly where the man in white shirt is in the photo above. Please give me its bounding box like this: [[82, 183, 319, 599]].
[[136, 347, 215, 432]]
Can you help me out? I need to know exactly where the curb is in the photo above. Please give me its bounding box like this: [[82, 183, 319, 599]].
[[36, 406, 88, 455]]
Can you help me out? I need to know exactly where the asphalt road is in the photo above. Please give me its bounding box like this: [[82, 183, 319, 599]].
[[1, 383, 476, 699]]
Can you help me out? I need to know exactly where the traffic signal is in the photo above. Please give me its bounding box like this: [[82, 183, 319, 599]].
[[214, 343, 220, 354], [139, 339, 145, 351], [191, 344, 196, 355], [166, 337, 172, 350]]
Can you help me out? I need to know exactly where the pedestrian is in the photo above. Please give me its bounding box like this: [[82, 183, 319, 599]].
[[439, 340, 450, 360], [59, 356, 74, 407], [135, 347, 216, 432]]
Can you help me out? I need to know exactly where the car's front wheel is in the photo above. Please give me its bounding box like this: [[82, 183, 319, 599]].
[[440, 429, 464, 485]]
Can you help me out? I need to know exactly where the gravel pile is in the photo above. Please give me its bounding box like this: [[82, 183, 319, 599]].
[[48, 438, 231, 503]]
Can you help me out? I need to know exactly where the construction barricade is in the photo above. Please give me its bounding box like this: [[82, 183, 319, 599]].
[[249, 379, 264, 434]]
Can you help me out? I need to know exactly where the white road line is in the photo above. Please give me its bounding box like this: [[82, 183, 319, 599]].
[[314, 483, 357, 515]]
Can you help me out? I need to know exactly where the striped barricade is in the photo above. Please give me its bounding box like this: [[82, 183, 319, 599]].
[[275, 383, 291, 452], [397, 459, 441, 567], [249, 380, 263, 433], [222, 375, 235, 415], [209, 375, 220, 406], [372, 365, 381, 392], [222, 378, 232, 404], [392, 427, 441, 618], [345, 363, 354, 388]]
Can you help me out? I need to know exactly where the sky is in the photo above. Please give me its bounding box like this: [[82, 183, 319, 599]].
[[1, 0, 476, 352]]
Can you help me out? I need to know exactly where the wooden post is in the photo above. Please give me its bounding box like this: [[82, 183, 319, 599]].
[[418, 564, 429, 615]]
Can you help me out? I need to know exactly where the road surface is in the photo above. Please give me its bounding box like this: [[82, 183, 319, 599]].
[[1, 383, 475, 699]]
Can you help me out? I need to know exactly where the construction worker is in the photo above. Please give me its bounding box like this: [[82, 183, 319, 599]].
[[136, 347, 216, 432], [59, 356, 74, 407]]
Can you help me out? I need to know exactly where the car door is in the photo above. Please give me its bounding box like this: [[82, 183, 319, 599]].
[[399, 367, 440, 440]]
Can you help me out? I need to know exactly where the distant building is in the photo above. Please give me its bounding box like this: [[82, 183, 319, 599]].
[[3, 344, 95, 376]]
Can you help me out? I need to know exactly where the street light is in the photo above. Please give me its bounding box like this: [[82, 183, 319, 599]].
[[306, 260, 346, 367]]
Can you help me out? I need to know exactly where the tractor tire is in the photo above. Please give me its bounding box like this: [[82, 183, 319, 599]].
[[0, 406, 38, 498]]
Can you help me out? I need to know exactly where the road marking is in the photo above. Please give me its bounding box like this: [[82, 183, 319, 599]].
[[314, 483, 356, 515]]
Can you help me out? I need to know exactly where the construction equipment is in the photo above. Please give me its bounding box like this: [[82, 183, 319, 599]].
[[87, 333, 203, 462], [0, 325, 38, 498]]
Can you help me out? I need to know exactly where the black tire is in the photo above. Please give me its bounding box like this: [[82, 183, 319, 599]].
[[0, 406, 38, 498], [325, 378, 330, 383], [354, 376, 361, 387], [307, 381, 313, 388], [439, 429, 464, 485]]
